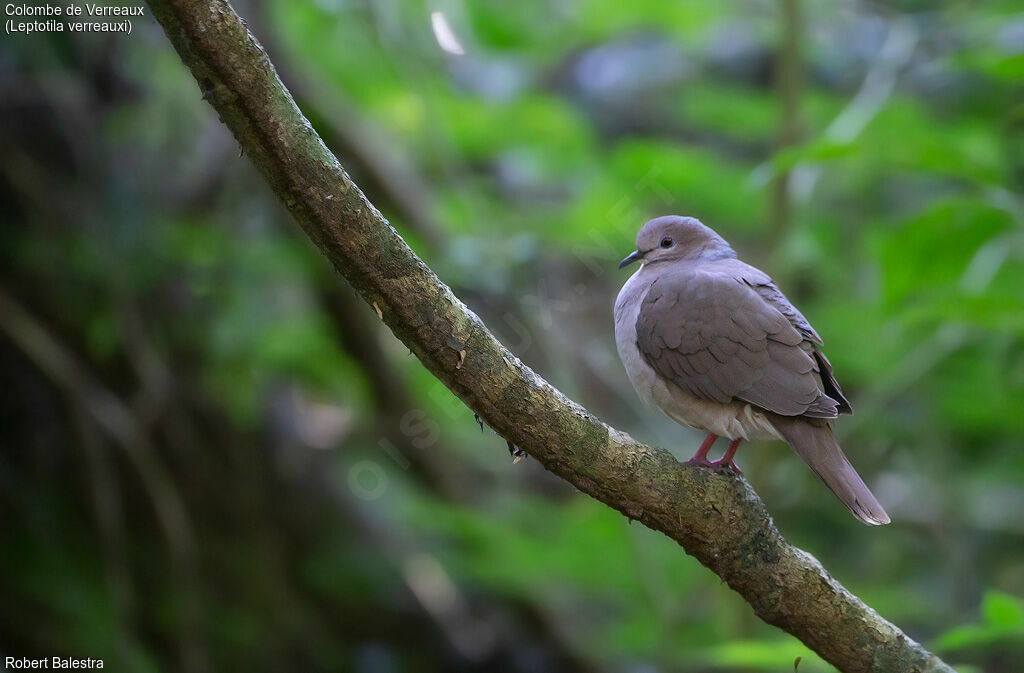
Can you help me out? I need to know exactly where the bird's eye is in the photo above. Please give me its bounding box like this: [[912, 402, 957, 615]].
[[660, 236, 674, 249]]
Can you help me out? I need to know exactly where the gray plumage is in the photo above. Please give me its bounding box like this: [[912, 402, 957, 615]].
[[614, 215, 889, 525]]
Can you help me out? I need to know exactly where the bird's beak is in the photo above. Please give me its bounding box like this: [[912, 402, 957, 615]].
[[618, 250, 643, 269]]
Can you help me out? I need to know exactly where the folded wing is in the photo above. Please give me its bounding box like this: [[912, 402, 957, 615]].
[[635, 264, 841, 419]]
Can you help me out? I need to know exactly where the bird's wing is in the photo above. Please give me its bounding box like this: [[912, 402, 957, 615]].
[[736, 263, 852, 414], [636, 265, 840, 418], [745, 269, 822, 344]]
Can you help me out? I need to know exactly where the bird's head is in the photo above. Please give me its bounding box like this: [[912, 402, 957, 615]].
[[619, 215, 736, 269]]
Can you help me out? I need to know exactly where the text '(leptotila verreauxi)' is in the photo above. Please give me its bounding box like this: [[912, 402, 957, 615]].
[[614, 216, 889, 525]]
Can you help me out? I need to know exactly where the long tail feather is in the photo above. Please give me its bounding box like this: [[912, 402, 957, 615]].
[[769, 416, 890, 525]]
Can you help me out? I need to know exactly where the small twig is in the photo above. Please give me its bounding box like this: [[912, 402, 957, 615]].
[[0, 287, 195, 564], [0, 285, 208, 671]]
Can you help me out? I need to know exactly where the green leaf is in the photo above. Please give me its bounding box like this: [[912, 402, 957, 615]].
[[772, 139, 858, 173], [982, 591, 1024, 628], [933, 591, 1024, 652]]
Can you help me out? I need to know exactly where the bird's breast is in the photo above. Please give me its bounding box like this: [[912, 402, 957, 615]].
[[614, 269, 655, 404]]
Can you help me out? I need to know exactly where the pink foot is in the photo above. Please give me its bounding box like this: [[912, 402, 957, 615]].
[[685, 433, 718, 468], [708, 439, 743, 474], [708, 458, 742, 475]]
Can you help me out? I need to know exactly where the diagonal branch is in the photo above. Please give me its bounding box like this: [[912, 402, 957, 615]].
[[145, 2, 953, 671]]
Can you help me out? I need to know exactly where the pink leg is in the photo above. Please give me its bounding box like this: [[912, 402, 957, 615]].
[[709, 438, 742, 474], [684, 433, 717, 467]]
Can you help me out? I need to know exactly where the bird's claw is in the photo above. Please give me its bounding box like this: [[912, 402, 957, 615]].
[[708, 459, 742, 475], [684, 457, 741, 474]]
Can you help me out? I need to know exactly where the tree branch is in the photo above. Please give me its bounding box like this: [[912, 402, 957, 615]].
[[145, 2, 954, 671]]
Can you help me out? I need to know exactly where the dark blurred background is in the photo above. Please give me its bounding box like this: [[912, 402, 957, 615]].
[[2, 1, 1023, 671]]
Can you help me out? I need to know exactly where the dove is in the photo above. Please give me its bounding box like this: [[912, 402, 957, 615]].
[[614, 215, 889, 525]]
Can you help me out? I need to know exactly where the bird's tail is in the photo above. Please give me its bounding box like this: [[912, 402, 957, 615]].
[[769, 416, 890, 525]]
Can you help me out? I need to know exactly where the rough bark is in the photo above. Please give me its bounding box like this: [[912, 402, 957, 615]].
[[145, 2, 954, 671]]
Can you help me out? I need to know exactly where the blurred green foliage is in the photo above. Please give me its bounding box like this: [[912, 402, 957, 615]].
[[1, 1, 1022, 672]]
